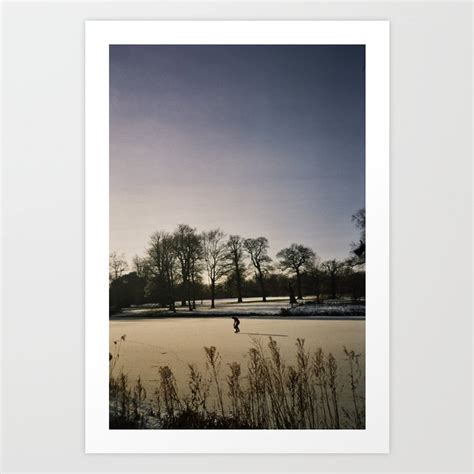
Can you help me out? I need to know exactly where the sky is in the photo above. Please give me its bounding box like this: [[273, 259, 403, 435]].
[[110, 45, 365, 263]]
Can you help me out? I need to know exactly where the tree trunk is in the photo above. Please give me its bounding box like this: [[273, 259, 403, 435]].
[[169, 295, 176, 313], [296, 269, 303, 299], [187, 280, 193, 311], [167, 277, 176, 313], [235, 267, 243, 303], [210, 280, 216, 309], [170, 293, 176, 313], [330, 274, 337, 299], [289, 283, 297, 305], [191, 275, 197, 309], [258, 274, 267, 302]]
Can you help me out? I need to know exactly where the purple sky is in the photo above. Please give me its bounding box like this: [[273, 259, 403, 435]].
[[110, 45, 365, 263]]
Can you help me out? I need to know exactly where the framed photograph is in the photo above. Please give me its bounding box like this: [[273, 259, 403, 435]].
[[85, 20, 389, 453]]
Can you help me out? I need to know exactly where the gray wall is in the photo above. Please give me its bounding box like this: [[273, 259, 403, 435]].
[[1, 1, 472, 473]]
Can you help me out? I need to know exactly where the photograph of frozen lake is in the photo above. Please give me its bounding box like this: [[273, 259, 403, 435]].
[[109, 44, 366, 430]]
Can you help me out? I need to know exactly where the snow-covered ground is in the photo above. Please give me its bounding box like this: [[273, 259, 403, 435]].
[[118, 296, 365, 319], [110, 317, 366, 413], [285, 304, 365, 317]]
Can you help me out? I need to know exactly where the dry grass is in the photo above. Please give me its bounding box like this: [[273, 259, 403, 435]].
[[109, 336, 365, 429]]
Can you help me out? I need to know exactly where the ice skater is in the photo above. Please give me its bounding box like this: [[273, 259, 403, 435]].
[[232, 316, 241, 333]]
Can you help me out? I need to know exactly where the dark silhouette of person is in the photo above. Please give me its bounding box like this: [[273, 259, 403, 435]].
[[232, 316, 240, 333]]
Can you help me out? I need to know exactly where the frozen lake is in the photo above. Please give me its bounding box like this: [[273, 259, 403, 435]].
[[109, 317, 365, 411]]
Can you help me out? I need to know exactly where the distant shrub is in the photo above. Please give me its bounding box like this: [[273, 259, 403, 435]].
[[109, 306, 121, 316]]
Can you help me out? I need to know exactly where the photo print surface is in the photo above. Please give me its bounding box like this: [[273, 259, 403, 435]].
[[108, 44, 367, 431]]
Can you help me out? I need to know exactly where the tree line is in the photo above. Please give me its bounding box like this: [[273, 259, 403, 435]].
[[109, 209, 366, 311]]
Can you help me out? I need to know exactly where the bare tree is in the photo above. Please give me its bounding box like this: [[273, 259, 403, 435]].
[[321, 259, 345, 299], [305, 259, 323, 303], [147, 232, 178, 312], [189, 247, 203, 310], [226, 235, 246, 303], [132, 255, 150, 279], [109, 252, 128, 284], [244, 237, 272, 302], [202, 229, 228, 309], [174, 224, 202, 311], [276, 244, 316, 299]]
